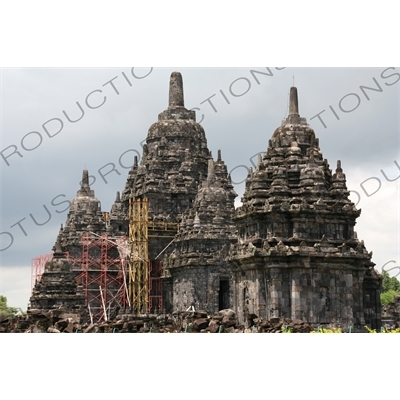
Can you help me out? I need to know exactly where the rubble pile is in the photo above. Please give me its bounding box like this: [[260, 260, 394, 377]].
[[0, 309, 84, 333], [253, 317, 314, 333], [1, 308, 316, 333]]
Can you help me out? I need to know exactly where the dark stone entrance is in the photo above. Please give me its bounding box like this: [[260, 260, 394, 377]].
[[219, 279, 230, 310]]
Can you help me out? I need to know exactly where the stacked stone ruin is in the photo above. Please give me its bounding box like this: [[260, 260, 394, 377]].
[[29, 72, 382, 330]]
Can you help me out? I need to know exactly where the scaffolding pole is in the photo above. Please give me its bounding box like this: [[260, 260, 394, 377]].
[[129, 197, 149, 314], [73, 233, 128, 323]]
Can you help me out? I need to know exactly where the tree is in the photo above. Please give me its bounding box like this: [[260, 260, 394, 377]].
[[381, 272, 400, 305], [0, 295, 17, 318]]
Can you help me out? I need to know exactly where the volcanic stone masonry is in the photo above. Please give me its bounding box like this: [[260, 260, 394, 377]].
[[29, 236, 87, 317], [228, 87, 381, 329], [29, 72, 382, 330]]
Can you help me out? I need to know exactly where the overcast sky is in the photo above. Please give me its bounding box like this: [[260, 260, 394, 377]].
[[1, 67, 399, 309]]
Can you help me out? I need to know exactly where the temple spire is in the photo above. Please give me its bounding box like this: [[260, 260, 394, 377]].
[[282, 86, 307, 126], [77, 169, 95, 198], [169, 71, 184, 107], [53, 235, 64, 258], [81, 169, 90, 189], [289, 87, 299, 116], [159, 71, 195, 120], [207, 159, 215, 185]]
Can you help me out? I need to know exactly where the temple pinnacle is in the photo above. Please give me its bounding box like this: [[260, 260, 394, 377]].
[[169, 71, 184, 107], [207, 158, 216, 185], [53, 235, 64, 258], [289, 87, 299, 116], [282, 86, 307, 126], [81, 169, 90, 189]]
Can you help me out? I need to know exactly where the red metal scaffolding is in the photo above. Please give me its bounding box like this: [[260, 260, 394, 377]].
[[73, 233, 128, 323], [31, 233, 163, 319], [31, 253, 53, 290]]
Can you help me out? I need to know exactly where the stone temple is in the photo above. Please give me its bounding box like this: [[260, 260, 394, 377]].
[[30, 72, 382, 330]]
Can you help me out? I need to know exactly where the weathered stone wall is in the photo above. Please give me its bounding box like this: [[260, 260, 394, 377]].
[[170, 264, 234, 314], [232, 264, 372, 330]]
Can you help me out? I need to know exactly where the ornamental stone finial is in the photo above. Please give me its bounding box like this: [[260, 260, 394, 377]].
[[81, 169, 90, 189], [289, 87, 299, 116], [169, 71, 184, 108]]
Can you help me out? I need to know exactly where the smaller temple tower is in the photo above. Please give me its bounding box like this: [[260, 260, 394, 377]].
[[58, 169, 106, 253], [164, 153, 237, 313], [30, 169, 128, 322]]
